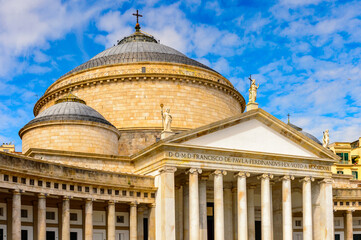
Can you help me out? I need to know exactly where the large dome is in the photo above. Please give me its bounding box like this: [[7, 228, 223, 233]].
[[63, 41, 215, 77], [33, 24, 245, 155]]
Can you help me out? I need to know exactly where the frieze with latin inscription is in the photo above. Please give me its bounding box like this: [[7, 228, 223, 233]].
[[167, 151, 331, 171]]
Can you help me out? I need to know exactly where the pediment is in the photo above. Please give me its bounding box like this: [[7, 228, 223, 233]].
[[168, 109, 338, 160], [183, 118, 317, 157]]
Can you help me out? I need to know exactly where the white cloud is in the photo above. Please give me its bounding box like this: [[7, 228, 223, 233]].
[[0, 0, 123, 77]]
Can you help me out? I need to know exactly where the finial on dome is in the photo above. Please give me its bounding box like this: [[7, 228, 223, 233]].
[[55, 92, 86, 105], [133, 10, 143, 32]]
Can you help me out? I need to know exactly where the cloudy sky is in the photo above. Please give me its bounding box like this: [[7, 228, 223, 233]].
[[0, 0, 360, 151]]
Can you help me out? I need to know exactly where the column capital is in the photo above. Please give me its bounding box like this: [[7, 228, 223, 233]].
[[299, 176, 315, 183], [38, 193, 47, 198], [108, 200, 115, 205], [130, 201, 138, 207], [346, 209, 355, 214], [234, 172, 250, 178], [213, 170, 227, 176], [11, 189, 22, 194], [85, 198, 93, 202], [149, 203, 156, 209], [319, 178, 333, 184], [257, 173, 273, 180], [281, 175, 295, 181], [159, 166, 177, 174], [186, 168, 202, 175], [62, 196, 71, 200]]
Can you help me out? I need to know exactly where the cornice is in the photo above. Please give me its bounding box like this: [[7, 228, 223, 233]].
[[34, 71, 245, 116]]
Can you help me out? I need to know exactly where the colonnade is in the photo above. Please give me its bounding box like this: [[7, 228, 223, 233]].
[[9, 190, 155, 240], [158, 167, 335, 240]]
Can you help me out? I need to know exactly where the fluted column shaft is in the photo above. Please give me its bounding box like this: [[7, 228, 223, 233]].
[[301, 177, 313, 240], [85, 199, 93, 240], [107, 201, 115, 240], [260, 174, 273, 240], [12, 190, 21, 240], [214, 170, 227, 240], [237, 172, 249, 240], [38, 193, 46, 240], [346, 210, 353, 240], [62, 197, 70, 240], [189, 168, 202, 240], [130, 202, 137, 240], [282, 176, 293, 240]]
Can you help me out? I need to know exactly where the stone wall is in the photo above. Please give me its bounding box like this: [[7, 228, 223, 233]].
[[21, 121, 119, 155], [34, 63, 245, 131]]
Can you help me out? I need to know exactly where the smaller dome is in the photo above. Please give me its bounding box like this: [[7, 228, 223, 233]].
[[288, 122, 322, 145], [24, 93, 114, 128], [19, 93, 120, 156]]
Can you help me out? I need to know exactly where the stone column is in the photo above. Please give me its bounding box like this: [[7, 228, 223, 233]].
[[345, 210, 353, 240], [137, 206, 145, 240], [232, 188, 238, 240], [62, 197, 70, 240], [282, 176, 294, 240], [175, 186, 183, 240], [213, 170, 227, 240], [320, 178, 334, 240], [183, 182, 189, 240], [259, 174, 273, 240], [189, 168, 202, 240], [84, 199, 93, 240], [155, 166, 177, 240], [148, 204, 156, 240], [247, 185, 256, 240], [38, 193, 46, 240], [224, 187, 233, 240], [301, 177, 314, 240], [107, 201, 115, 240], [199, 177, 208, 240], [270, 182, 274, 240], [236, 172, 249, 240], [130, 202, 137, 240], [12, 190, 21, 240]]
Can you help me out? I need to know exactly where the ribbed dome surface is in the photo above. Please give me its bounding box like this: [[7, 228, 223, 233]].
[[288, 122, 321, 145], [62, 41, 215, 77], [25, 101, 114, 127]]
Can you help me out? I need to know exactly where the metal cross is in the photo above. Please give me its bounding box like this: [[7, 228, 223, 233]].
[[133, 10, 143, 24]]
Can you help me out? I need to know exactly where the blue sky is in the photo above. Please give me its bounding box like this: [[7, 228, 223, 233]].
[[1, 0, 361, 151]]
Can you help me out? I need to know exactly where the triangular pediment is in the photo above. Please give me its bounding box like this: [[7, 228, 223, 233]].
[[183, 118, 317, 157], [167, 109, 338, 160]]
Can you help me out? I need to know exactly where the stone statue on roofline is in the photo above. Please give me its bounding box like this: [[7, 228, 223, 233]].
[[248, 76, 259, 103], [323, 129, 329, 148]]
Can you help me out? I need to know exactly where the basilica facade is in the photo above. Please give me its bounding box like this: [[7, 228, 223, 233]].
[[0, 20, 358, 240]]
